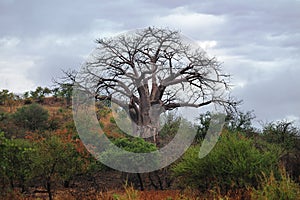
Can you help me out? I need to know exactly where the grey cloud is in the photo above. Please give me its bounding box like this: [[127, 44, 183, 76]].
[[233, 66, 300, 124], [31, 54, 84, 87], [0, 0, 164, 37], [0, 0, 299, 127]]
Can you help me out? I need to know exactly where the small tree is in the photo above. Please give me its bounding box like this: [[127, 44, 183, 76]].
[[196, 111, 212, 142], [262, 121, 299, 151], [29, 86, 52, 103], [31, 134, 84, 200], [195, 110, 256, 142], [0, 89, 17, 112], [51, 84, 73, 106], [23, 91, 32, 104], [226, 110, 256, 133], [43, 87, 52, 97], [30, 86, 44, 102], [0, 90, 9, 105], [13, 103, 49, 131], [262, 121, 300, 181], [0, 132, 34, 193]]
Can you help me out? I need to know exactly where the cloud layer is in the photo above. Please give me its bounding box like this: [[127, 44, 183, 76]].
[[0, 0, 299, 127]]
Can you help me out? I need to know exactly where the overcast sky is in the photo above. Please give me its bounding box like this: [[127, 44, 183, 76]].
[[0, 0, 299, 127]]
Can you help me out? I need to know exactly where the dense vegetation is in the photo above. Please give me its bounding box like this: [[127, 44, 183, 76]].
[[0, 87, 299, 200]]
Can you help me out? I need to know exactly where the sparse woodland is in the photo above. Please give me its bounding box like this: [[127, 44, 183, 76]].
[[0, 87, 300, 200], [1, 28, 299, 200]]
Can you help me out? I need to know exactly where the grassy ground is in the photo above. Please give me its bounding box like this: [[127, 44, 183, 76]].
[[3, 186, 254, 200]]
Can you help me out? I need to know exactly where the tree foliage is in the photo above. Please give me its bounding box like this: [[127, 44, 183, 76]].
[[100, 137, 158, 170], [262, 121, 299, 151], [172, 130, 281, 191], [0, 89, 18, 112], [0, 131, 34, 193], [13, 103, 49, 131], [195, 110, 256, 142], [30, 134, 85, 200]]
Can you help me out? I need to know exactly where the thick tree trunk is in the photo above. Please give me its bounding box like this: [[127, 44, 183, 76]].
[[129, 81, 164, 145]]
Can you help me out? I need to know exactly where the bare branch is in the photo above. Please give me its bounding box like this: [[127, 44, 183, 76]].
[[66, 27, 236, 141]]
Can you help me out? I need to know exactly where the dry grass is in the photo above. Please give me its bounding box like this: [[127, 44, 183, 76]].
[[52, 187, 251, 200]]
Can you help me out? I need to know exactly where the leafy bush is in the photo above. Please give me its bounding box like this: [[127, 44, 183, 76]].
[[158, 113, 182, 149], [0, 132, 34, 193], [112, 137, 157, 153], [13, 103, 49, 131], [100, 137, 158, 170], [99, 137, 158, 190], [172, 130, 281, 191]]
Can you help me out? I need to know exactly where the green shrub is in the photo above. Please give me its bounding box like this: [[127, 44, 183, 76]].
[[110, 116, 116, 124], [112, 137, 157, 153], [0, 132, 34, 193], [159, 113, 181, 138], [252, 168, 300, 200], [172, 130, 281, 191], [100, 137, 158, 171], [13, 103, 49, 131]]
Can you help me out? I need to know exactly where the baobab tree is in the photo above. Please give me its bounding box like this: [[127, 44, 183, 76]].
[[69, 27, 234, 144]]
